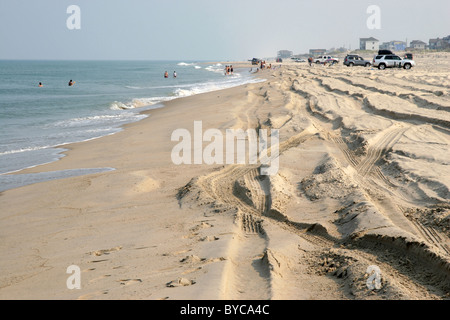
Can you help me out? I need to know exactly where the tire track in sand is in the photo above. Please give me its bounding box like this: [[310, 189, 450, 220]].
[[356, 126, 408, 178]]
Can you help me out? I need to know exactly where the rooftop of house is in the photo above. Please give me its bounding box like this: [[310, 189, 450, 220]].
[[410, 40, 427, 45], [360, 37, 379, 42]]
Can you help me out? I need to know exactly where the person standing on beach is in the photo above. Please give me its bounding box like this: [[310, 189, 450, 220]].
[[230, 65, 233, 74]]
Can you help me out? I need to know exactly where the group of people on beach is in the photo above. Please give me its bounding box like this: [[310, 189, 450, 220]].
[[257, 61, 272, 71], [260, 61, 273, 70], [249, 61, 279, 74], [224, 65, 233, 75], [164, 71, 177, 78]]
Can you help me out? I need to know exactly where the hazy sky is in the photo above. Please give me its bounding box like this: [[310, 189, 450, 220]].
[[0, 0, 449, 60]]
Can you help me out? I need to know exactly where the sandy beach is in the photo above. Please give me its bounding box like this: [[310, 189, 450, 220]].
[[1, 53, 449, 300]]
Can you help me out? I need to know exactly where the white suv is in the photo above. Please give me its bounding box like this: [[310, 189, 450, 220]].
[[373, 54, 415, 70], [313, 55, 339, 64]]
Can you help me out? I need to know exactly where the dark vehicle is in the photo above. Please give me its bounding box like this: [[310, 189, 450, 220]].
[[344, 55, 372, 67], [404, 53, 414, 60], [378, 49, 394, 55], [251, 58, 261, 65]]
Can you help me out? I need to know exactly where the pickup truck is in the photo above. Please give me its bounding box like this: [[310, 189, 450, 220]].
[[313, 55, 339, 64]]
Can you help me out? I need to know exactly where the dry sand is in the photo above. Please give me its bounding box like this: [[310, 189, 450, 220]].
[[0, 53, 449, 300]]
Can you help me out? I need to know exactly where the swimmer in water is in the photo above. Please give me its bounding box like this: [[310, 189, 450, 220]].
[[164, 71, 169, 78], [38, 82, 43, 87], [68, 80, 74, 86]]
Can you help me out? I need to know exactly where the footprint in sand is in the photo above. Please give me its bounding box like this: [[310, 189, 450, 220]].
[[190, 222, 214, 232], [88, 274, 112, 284], [88, 259, 109, 264], [179, 255, 226, 274], [180, 255, 206, 265], [185, 221, 215, 239], [118, 279, 142, 286], [90, 246, 123, 257], [200, 235, 220, 242], [166, 278, 196, 288], [86, 246, 123, 263], [77, 290, 109, 300]]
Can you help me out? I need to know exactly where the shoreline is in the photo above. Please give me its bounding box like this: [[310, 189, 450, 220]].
[[1, 62, 264, 189], [0, 65, 273, 299], [1, 54, 449, 300]]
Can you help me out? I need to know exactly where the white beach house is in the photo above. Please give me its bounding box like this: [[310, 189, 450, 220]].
[[360, 37, 379, 51]]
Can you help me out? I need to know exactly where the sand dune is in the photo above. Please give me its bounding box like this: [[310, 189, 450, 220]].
[[0, 54, 449, 300]]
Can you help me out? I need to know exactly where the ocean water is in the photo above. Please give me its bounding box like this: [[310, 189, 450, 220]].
[[0, 60, 261, 191]]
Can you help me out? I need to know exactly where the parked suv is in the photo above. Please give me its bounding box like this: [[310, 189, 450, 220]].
[[344, 55, 371, 67], [372, 55, 415, 70]]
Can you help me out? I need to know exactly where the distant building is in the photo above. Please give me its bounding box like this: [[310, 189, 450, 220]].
[[380, 40, 406, 52], [328, 47, 346, 53], [277, 50, 293, 59], [429, 38, 440, 50], [429, 36, 450, 50], [410, 40, 427, 50], [309, 49, 327, 56], [292, 54, 309, 59], [360, 37, 379, 51]]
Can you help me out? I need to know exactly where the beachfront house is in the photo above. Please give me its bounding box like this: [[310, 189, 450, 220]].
[[429, 36, 450, 50], [277, 50, 293, 59], [410, 40, 427, 50], [380, 40, 406, 52], [309, 49, 327, 57], [360, 37, 379, 51]]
